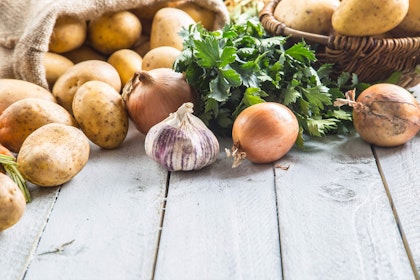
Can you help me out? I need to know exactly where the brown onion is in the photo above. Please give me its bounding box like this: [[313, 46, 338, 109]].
[[334, 84, 420, 147], [229, 102, 299, 168], [121, 68, 196, 135]]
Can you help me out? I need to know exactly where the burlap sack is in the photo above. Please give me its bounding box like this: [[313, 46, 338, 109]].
[[0, 0, 229, 89]]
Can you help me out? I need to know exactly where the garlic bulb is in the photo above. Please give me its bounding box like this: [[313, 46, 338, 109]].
[[144, 102, 219, 171]]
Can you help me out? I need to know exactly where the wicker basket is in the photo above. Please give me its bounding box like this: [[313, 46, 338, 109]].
[[259, 0, 420, 88]]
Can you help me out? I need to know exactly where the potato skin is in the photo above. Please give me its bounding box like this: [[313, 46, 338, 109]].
[[72, 80, 129, 149], [17, 123, 90, 187], [150, 7, 196, 50], [107, 49, 143, 86], [0, 173, 26, 231], [332, 0, 409, 36], [0, 98, 76, 153], [141, 46, 181, 71], [43, 52, 74, 89], [52, 60, 121, 115], [274, 0, 340, 35], [49, 15, 87, 53], [0, 79, 56, 115], [88, 11, 142, 55]]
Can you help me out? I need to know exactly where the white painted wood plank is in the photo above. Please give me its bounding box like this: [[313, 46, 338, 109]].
[[0, 184, 58, 280], [154, 139, 282, 280], [275, 134, 415, 280], [23, 124, 167, 280], [372, 83, 420, 275]]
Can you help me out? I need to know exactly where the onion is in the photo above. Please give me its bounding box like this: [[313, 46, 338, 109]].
[[229, 102, 299, 168], [121, 68, 196, 135], [334, 83, 420, 147]]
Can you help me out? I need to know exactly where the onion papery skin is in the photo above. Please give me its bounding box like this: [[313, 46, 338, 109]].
[[122, 68, 196, 135], [352, 84, 420, 147], [232, 102, 299, 165]]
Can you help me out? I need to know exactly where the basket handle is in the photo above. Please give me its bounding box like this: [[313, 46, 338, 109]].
[[259, 0, 330, 46]]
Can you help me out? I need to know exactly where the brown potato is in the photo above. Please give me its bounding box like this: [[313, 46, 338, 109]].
[[43, 52, 74, 89], [52, 60, 121, 115], [17, 123, 90, 187], [49, 15, 87, 53], [0, 98, 76, 153], [0, 79, 56, 115], [72, 81, 128, 149], [0, 173, 26, 231]]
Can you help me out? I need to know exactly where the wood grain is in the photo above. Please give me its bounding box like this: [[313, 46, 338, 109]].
[[0, 184, 58, 280], [274, 134, 415, 280], [154, 139, 282, 280], [22, 125, 167, 280]]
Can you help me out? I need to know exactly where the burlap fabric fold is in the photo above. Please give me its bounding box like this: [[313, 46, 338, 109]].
[[0, 0, 229, 89]]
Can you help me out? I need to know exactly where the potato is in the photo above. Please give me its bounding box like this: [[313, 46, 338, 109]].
[[0, 173, 26, 231], [52, 60, 121, 115], [0, 79, 56, 115], [88, 11, 142, 55], [132, 39, 151, 57], [49, 15, 87, 53], [43, 52, 74, 89], [107, 49, 143, 85], [171, 1, 216, 30], [0, 98, 76, 153], [17, 123, 90, 187], [332, 0, 409, 36], [72, 81, 128, 149], [62, 44, 107, 64], [141, 46, 181, 71], [274, 0, 340, 35], [392, 0, 420, 36], [150, 7, 196, 50]]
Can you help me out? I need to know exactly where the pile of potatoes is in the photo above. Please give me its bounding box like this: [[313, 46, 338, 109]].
[[45, 1, 216, 89], [0, 1, 218, 231], [273, 0, 420, 37]]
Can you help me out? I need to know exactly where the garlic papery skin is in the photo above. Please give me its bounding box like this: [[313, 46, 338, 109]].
[[144, 102, 220, 171]]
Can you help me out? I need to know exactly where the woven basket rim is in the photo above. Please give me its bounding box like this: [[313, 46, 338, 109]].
[[259, 0, 420, 46]]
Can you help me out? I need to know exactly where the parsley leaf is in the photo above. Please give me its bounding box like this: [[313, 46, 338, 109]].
[[174, 19, 357, 145]]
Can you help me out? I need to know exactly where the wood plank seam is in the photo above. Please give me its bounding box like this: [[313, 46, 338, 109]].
[[372, 147, 420, 280], [151, 171, 170, 280]]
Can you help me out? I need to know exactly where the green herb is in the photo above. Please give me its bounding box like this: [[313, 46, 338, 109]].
[[0, 154, 31, 202], [174, 18, 362, 146]]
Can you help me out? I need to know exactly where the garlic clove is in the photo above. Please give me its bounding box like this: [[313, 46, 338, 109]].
[[144, 102, 219, 171]]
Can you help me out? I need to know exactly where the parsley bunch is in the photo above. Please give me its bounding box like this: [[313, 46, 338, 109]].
[[174, 18, 362, 146]]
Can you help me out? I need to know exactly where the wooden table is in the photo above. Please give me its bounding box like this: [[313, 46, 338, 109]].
[[1, 85, 420, 280]]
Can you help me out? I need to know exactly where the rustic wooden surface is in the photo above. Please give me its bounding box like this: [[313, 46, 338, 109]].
[[1, 85, 419, 280]]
